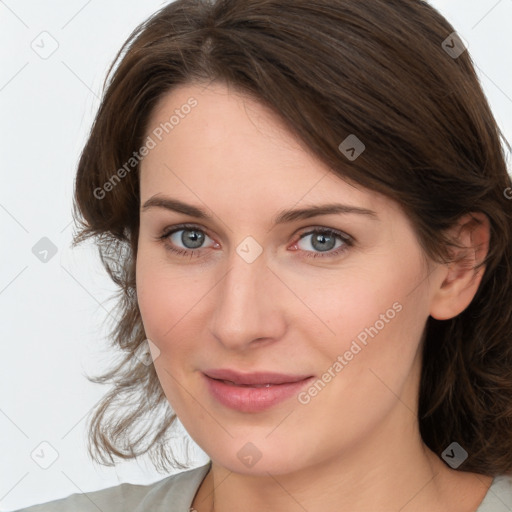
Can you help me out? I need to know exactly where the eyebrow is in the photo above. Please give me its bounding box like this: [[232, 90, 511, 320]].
[[141, 196, 378, 224]]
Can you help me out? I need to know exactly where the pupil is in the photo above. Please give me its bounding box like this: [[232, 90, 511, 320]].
[[312, 233, 335, 252], [183, 229, 205, 249]]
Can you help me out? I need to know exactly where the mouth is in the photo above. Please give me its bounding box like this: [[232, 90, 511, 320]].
[[202, 369, 314, 412]]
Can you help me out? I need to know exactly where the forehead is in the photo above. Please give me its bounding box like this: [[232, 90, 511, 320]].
[[139, 81, 392, 217], [143, 80, 315, 170]]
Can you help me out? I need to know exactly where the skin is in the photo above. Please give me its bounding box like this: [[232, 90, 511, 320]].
[[136, 80, 493, 512]]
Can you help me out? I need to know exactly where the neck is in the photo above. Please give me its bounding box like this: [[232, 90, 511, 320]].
[[193, 407, 492, 512]]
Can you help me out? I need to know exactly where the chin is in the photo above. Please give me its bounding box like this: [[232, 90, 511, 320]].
[[205, 439, 313, 476]]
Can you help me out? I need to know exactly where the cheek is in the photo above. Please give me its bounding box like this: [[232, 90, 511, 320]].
[[135, 248, 212, 359], [294, 269, 404, 353], [136, 249, 180, 347], [299, 257, 429, 384], [135, 253, 203, 411]]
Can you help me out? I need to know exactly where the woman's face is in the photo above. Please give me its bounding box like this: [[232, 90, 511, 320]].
[[136, 80, 441, 475]]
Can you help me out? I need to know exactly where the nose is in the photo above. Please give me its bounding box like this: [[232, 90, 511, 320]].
[[209, 247, 287, 351]]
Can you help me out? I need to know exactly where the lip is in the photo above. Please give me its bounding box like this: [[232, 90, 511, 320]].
[[203, 368, 313, 385], [202, 369, 314, 412]]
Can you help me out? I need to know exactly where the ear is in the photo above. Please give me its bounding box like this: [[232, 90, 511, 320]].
[[429, 212, 490, 321]]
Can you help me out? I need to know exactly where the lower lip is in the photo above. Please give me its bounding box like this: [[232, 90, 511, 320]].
[[203, 374, 314, 413]]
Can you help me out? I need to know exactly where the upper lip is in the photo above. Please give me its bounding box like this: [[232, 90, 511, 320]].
[[203, 369, 313, 386]]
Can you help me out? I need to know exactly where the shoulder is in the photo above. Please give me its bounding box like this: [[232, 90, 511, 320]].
[[10, 462, 212, 512], [477, 474, 512, 512]]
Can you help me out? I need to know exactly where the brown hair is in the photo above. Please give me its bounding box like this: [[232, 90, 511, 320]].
[[72, 0, 512, 475]]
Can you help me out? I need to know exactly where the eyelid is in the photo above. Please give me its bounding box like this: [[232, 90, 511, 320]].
[[160, 222, 212, 236], [294, 225, 352, 242]]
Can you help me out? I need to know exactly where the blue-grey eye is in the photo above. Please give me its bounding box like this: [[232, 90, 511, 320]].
[[297, 230, 344, 253], [171, 228, 206, 249]]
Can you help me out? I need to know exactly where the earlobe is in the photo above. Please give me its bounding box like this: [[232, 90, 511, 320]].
[[429, 212, 490, 321]]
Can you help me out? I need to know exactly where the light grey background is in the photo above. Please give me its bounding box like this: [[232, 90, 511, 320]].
[[1, 0, 511, 510]]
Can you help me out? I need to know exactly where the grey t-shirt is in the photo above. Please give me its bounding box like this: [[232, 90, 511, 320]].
[[10, 463, 512, 512]]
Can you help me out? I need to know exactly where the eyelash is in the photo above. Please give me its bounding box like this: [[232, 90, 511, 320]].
[[157, 223, 354, 260]]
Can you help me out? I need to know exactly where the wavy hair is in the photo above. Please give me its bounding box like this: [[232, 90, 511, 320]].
[[72, 0, 512, 475]]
